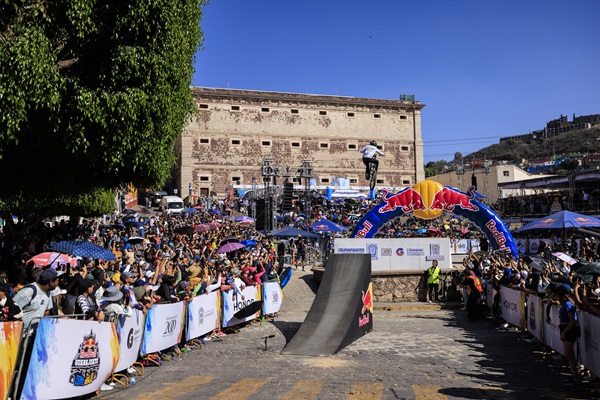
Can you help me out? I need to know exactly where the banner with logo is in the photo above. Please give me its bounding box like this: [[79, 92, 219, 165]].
[[20, 318, 119, 400], [542, 303, 563, 355], [469, 239, 481, 253], [499, 286, 526, 329], [451, 239, 469, 254], [516, 238, 527, 254], [141, 302, 185, 355], [484, 280, 497, 309], [1, 321, 23, 400], [578, 311, 600, 378], [529, 239, 540, 254], [334, 238, 451, 271], [114, 309, 145, 373], [526, 294, 543, 341], [262, 281, 283, 315], [187, 291, 220, 340], [222, 285, 262, 327]]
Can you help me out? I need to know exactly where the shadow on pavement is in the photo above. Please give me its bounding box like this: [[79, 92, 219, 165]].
[[270, 320, 302, 345], [299, 273, 319, 295], [438, 309, 595, 400]]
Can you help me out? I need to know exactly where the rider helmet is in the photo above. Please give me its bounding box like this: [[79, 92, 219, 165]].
[[370, 140, 377, 147]]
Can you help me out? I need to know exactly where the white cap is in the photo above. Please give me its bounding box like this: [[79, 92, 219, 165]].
[[49, 287, 67, 296]]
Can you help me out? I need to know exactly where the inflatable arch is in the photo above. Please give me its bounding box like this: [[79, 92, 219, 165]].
[[351, 180, 518, 258]]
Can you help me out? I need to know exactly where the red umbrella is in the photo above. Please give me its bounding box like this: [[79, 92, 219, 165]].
[[194, 224, 210, 232], [30, 252, 78, 268]]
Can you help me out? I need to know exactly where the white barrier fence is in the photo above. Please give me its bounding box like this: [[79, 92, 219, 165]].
[[2, 280, 284, 400], [495, 284, 600, 375]]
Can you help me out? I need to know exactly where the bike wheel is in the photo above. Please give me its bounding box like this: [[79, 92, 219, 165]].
[[369, 168, 376, 191]]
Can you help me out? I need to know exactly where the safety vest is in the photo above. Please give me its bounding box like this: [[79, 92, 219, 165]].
[[466, 274, 483, 294], [427, 266, 440, 285]]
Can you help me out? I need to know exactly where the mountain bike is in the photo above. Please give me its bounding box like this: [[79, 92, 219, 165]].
[[367, 155, 378, 191]]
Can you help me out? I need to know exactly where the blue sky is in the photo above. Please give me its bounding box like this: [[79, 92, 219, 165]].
[[192, 1, 600, 164]]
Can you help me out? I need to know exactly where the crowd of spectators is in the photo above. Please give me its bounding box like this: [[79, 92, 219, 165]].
[[495, 188, 600, 217]]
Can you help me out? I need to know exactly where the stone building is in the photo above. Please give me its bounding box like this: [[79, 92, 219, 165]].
[[177, 87, 425, 198]]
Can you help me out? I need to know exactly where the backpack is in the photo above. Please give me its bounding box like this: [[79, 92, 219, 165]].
[[15, 284, 38, 309]]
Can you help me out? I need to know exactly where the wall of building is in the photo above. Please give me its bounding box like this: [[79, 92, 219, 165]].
[[178, 88, 425, 197], [428, 165, 546, 205]]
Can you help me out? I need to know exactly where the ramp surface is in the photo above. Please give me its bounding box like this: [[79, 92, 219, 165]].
[[281, 254, 372, 356]]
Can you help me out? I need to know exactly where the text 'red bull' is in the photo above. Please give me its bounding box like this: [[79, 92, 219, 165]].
[[485, 219, 507, 250], [378, 188, 427, 214], [355, 221, 373, 238], [430, 186, 479, 212]]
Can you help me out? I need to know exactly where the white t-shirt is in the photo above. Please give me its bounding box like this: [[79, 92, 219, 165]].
[[12, 283, 53, 327], [360, 145, 384, 159]]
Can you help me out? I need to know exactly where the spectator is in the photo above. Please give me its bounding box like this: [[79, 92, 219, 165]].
[[75, 279, 104, 321], [0, 283, 22, 321], [12, 268, 59, 328], [426, 260, 440, 303]]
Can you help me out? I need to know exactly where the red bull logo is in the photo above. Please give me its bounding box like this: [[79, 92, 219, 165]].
[[355, 221, 373, 238], [485, 219, 507, 250], [430, 186, 479, 212], [376, 182, 479, 220], [378, 188, 427, 214], [361, 282, 373, 314]]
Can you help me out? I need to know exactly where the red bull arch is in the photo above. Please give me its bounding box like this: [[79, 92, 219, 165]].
[[351, 180, 518, 257]]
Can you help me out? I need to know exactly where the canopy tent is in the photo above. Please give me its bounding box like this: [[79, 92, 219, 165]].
[[269, 226, 319, 238], [309, 219, 348, 233], [516, 210, 600, 232]]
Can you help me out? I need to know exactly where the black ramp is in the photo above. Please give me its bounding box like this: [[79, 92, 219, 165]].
[[281, 254, 373, 356]]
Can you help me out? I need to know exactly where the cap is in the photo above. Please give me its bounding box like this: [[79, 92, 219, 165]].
[[134, 279, 149, 287], [145, 270, 155, 278], [39, 268, 58, 282]]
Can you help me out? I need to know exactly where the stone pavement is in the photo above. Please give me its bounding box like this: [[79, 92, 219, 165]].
[[95, 269, 600, 400]]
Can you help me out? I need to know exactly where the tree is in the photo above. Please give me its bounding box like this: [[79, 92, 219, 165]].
[[0, 0, 206, 232], [453, 152, 463, 162]]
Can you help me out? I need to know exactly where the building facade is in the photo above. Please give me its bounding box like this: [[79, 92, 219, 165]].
[[177, 87, 425, 198], [427, 165, 549, 205]]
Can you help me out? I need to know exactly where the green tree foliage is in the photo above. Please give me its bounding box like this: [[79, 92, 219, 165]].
[[424, 160, 448, 178], [0, 0, 206, 222]]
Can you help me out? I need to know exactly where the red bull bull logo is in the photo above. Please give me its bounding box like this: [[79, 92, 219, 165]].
[[378, 188, 427, 214], [430, 186, 479, 212]]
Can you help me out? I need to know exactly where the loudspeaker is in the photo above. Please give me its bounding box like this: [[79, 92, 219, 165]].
[[283, 182, 293, 212], [255, 198, 274, 231]]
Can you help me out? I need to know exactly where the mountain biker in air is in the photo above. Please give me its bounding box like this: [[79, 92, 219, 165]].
[[360, 140, 385, 180]]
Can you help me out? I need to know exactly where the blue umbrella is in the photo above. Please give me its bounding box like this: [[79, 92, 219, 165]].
[[52, 240, 116, 261], [185, 207, 198, 214], [516, 210, 600, 232], [124, 220, 144, 229], [236, 216, 253, 222], [309, 219, 348, 233], [240, 239, 257, 247]]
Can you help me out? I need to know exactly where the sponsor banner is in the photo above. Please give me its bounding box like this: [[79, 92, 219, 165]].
[[542, 303, 563, 355], [529, 239, 540, 254], [334, 238, 451, 271], [484, 280, 497, 309], [499, 286, 526, 329], [452, 239, 469, 254], [140, 302, 185, 355], [470, 239, 481, 253], [526, 295, 543, 341], [579, 311, 600, 379], [187, 291, 220, 340], [516, 238, 528, 254], [263, 281, 284, 315], [1, 321, 23, 400], [114, 309, 145, 373], [21, 318, 119, 399], [222, 285, 262, 328]]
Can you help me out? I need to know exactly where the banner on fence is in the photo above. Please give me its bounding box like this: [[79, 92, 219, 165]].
[[334, 238, 451, 271], [141, 302, 185, 355], [543, 303, 563, 355], [114, 309, 145, 373], [262, 281, 283, 315], [187, 291, 220, 340], [526, 295, 543, 341], [1, 321, 23, 400], [500, 286, 526, 329], [222, 284, 262, 327], [485, 281, 497, 309], [21, 318, 119, 400], [451, 239, 469, 254], [578, 311, 600, 378]]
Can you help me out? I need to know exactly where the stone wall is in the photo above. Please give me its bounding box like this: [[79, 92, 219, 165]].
[[372, 272, 428, 302]]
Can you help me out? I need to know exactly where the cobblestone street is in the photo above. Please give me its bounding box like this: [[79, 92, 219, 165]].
[[97, 270, 599, 399]]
